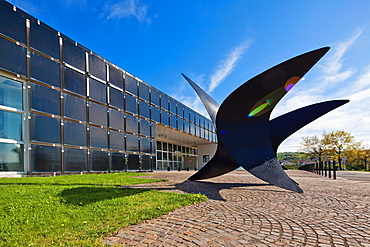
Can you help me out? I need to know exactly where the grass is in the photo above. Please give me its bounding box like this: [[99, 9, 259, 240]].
[[0, 172, 206, 246]]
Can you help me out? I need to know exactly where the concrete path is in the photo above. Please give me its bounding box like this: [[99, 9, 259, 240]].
[[336, 171, 370, 182], [104, 170, 370, 246]]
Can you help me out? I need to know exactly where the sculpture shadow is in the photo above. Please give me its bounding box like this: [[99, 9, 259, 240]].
[[59, 187, 147, 205]]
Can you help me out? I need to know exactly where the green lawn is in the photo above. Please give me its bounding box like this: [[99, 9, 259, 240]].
[[0, 173, 206, 246]]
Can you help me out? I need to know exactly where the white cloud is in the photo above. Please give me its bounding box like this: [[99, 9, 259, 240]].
[[104, 0, 151, 23], [208, 41, 250, 93]]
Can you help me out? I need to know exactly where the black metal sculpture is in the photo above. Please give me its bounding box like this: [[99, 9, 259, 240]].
[[182, 47, 349, 193]]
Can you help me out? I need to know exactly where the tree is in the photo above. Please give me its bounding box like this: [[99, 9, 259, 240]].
[[300, 135, 328, 164], [323, 130, 355, 170], [345, 143, 370, 170]]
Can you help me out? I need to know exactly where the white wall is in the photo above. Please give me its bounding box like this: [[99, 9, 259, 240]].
[[196, 143, 217, 169]]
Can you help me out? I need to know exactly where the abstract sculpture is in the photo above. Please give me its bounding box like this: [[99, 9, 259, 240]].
[[182, 47, 349, 193]]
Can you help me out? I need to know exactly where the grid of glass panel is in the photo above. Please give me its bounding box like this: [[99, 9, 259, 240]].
[[0, 1, 217, 173], [156, 141, 198, 171]]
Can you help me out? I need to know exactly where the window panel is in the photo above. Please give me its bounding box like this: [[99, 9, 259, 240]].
[[125, 114, 138, 134], [138, 82, 149, 101], [30, 22, 59, 59], [64, 148, 87, 172], [151, 89, 160, 106], [169, 114, 176, 128], [31, 114, 60, 143], [0, 76, 22, 109], [109, 65, 123, 89], [189, 123, 195, 135], [139, 100, 150, 119], [126, 134, 138, 152], [63, 67, 86, 96], [169, 100, 177, 114], [90, 150, 108, 171], [140, 137, 151, 153], [183, 107, 189, 120], [0, 143, 23, 171], [89, 78, 106, 103], [140, 119, 150, 137], [109, 108, 124, 130], [140, 155, 151, 170], [177, 105, 184, 118], [64, 93, 86, 121], [62, 39, 85, 71], [31, 83, 60, 115], [183, 120, 189, 133], [177, 118, 183, 131], [161, 110, 168, 125], [127, 153, 139, 170], [64, 120, 87, 146], [110, 130, 124, 150], [31, 144, 61, 172], [151, 106, 160, 123], [30, 51, 60, 87], [150, 123, 156, 138], [90, 126, 108, 149], [125, 75, 137, 95], [109, 87, 124, 109], [0, 37, 27, 75], [89, 54, 106, 80], [89, 102, 107, 126], [111, 152, 125, 171], [160, 94, 168, 110], [0, 110, 22, 140], [0, 5, 26, 43], [151, 140, 156, 153], [189, 111, 195, 123], [124, 93, 137, 114]]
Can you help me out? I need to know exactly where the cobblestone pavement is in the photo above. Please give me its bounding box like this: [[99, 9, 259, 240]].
[[104, 170, 370, 246]]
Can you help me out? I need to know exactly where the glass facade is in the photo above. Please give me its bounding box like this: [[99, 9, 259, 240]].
[[0, 1, 216, 173]]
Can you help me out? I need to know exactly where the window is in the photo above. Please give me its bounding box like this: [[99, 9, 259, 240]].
[[63, 67, 86, 96], [126, 134, 138, 152], [90, 150, 108, 171], [0, 143, 23, 171], [64, 148, 87, 171], [151, 89, 160, 106], [125, 93, 137, 114], [31, 83, 60, 115], [109, 65, 123, 89], [89, 54, 106, 80], [0, 76, 22, 109], [110, 130, 124, 150], [31, 114, 60, 143], [139, 100, 150, 119], [140, 119, 150, 137], [151, 106, 160, 123], [140, 155, 151, 170], [125, 75, 137, 95], [169, 100, 177, 114], [140, 137, 151, 153], [109, 109, 124, 130], [0, 37, 27, 76], [89, 102, 107, 126], [127, 153, 139, 170], [161, 110, 168, 125], [31, 144, 61, 172], [109, 87, 124, 109], [111, 152, 125, 171], [160, 94, 168, 110], [125, 114, 138, 134], [62, 39, 86, 71], [0, 5, 26, 43], [30, 51, 60, 87], [169, 114, 176, 128], [177, 118, 183, 131], [64, 93, 86, 121], [203, 155, 210, 163], [138, 82, 149, 101], [64, 121, 87, 146], [89, 78, 106, 103], [90, 126, 108, 149], [30, 22, 59, 59]]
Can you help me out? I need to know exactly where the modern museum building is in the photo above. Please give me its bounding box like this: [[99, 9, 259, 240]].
[[0, 0, 217, 175]]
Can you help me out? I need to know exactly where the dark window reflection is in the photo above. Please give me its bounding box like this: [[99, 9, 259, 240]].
[[126, 134, 138, 152], [151, 107, 160, 123], [140, 137, 151, 153], [89, 54, 106, 80], [0, 5, 26, 43], [109, 87, 124, 109], [161, 95, 168, 110], [0, 143, 23, 171], [0, 37, 26, 75], [0, 110, 22, 140], [89, 102, 107, 126], [140, 155, 151, 170], [139, 82, 149, 101], [125, 94, 137, 114], [30, 22, 59, 59], [30, 51, 60, 87], [109, 109, 124, 130], [64, 148, 87, 171], [64, 93, 86, 121], [63, 67, 86, 96], [90, 150, 108, 171], [125, 114, 138, 134], [111, 152, 125, 171], [89, 78, 106, 103], [125, 75, 137, 95], [139, 100, 150, 119], [161, 111, 168, 125], [151, 89, 160, 106], [62, 39, 85, 71], [64, 121, 87, 146], [110, 130, 124, 150], [140, 119, 150, 137], [109, 66, 123, 89], [0, 76, 23, 110], [90, 126, 108, 149], [31, 83, 60, 115], [127, 153, 139, 170], [31, 114, 60, 143], [31, 144, 61, 172]]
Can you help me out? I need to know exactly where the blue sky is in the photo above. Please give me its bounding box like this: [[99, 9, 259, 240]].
[[8, 0, 370, 152]]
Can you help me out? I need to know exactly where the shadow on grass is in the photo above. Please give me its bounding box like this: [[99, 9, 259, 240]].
[[59, 187, 148, 205]]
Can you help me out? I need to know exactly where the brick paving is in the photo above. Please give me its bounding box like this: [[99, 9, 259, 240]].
[[104, 170, 370, 246]]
